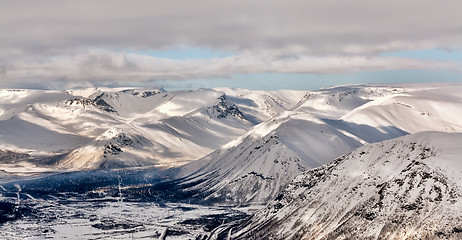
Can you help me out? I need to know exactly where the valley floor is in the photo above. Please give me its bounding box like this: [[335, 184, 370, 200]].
[[0, 170, 253, 240]]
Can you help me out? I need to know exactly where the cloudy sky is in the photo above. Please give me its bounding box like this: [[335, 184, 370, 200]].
[[1, 0, 462, 90]]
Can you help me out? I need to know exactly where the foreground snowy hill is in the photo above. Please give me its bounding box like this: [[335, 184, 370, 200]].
[[173, 83, 462, 204], [234, 132, 462, 240], [0, 87, 304, 171]]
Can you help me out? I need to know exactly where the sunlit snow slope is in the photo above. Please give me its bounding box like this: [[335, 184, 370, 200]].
[[235, 132, 462, 240]]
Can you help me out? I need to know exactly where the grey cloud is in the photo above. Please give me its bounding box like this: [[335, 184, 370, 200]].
[[1, 0, 462, 55]]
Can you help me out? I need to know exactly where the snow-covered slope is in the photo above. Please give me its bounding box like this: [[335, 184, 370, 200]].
[[342, 83, 462, 133], [0, 87, 303, 171], [0, 89, 92, 153], [173, 83, 462, 205], [293, 85, 404, 119], [234, 132, 462, 240], [173, 112, 364, 204]]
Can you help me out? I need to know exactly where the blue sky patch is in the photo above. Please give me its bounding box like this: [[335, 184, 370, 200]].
[[128, 47, 233, 60]]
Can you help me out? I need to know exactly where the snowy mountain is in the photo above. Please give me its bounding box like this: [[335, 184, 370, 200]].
[[173, 112, 364, 204], [58, 127, 157, 169], [0, 87, 304, 171], [233, 132, 462, 240], [1, 83, 462, 239], [173, 83, 462, 204]]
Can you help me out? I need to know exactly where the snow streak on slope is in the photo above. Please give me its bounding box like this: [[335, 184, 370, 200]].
[[235, 132, 462, 240]]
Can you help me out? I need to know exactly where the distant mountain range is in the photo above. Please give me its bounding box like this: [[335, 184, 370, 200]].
[[0, 87, 305, 171]]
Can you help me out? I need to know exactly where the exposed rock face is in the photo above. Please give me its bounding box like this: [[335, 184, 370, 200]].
[[91, 93, 118, 113], [120, 89, 166, 98], [64, 94, 118, 113], [64, 98, 94, 108], [206, 94, 245, 120], [0, 150, 30, 164]]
